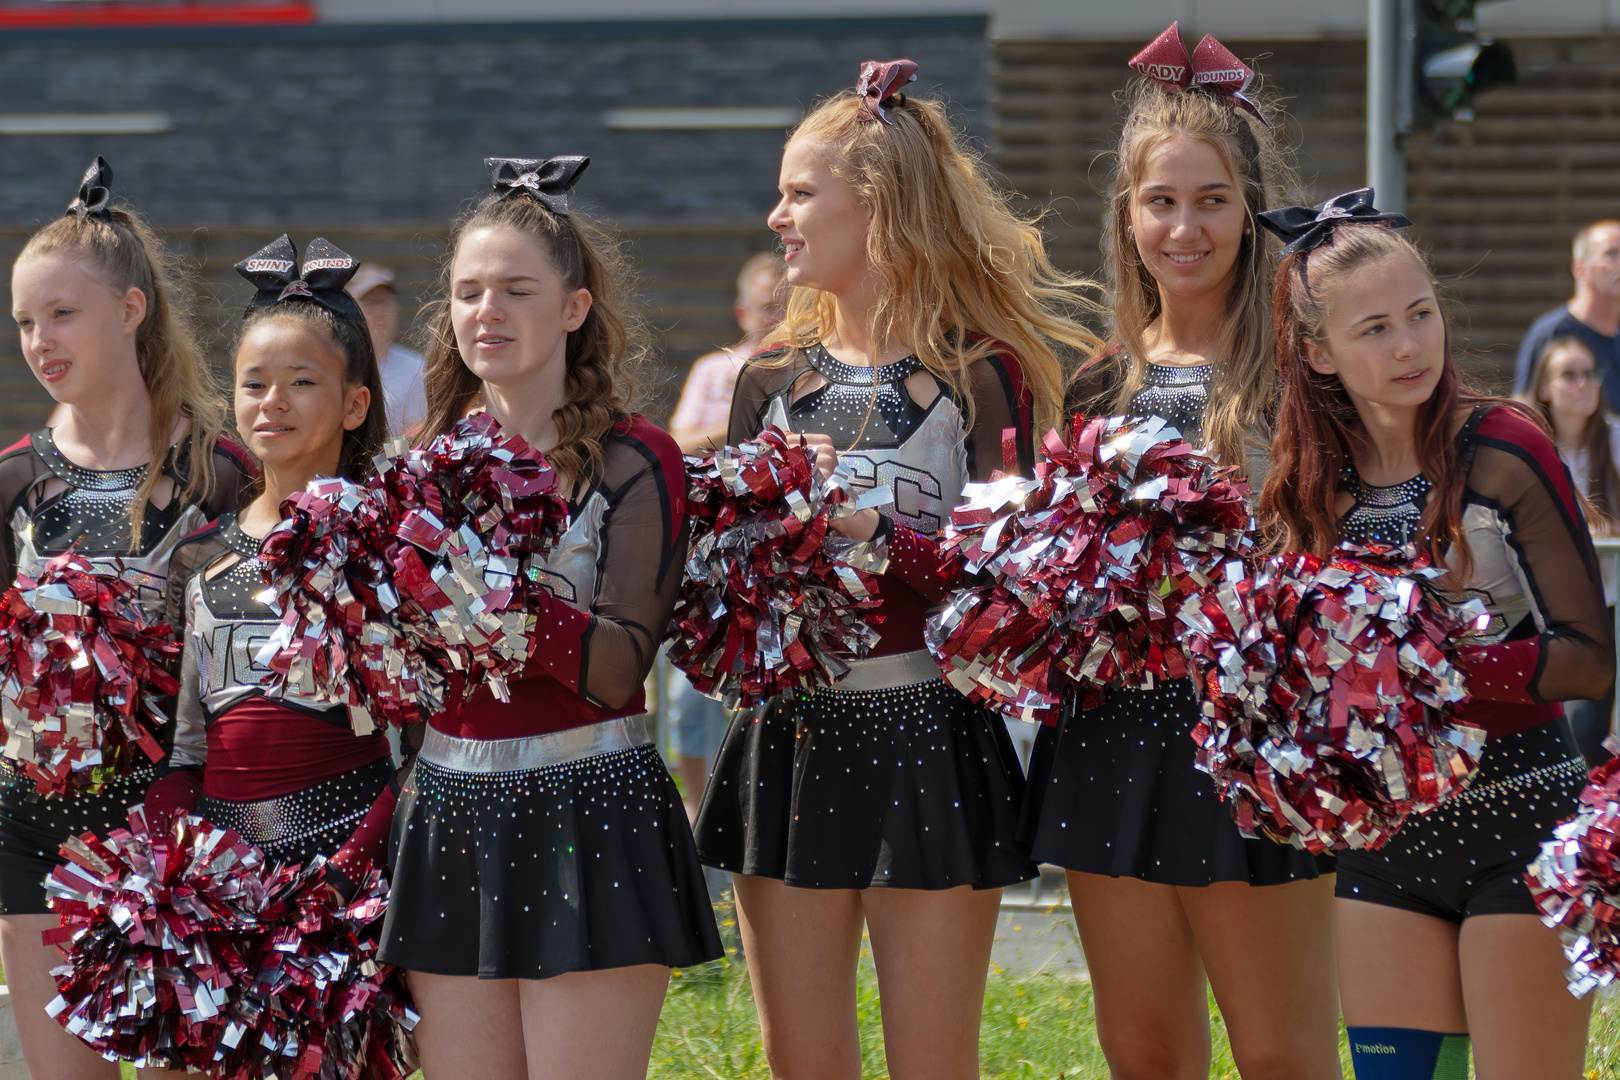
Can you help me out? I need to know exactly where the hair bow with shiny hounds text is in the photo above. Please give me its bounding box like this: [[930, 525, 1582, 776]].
[[856, 59, 919, 125], [235, 234, 368, 327], [66, 156, 115, 223], [1128, 22, 1268, 126], [1257, 188, 1413, 258], [485, 156, 590, 216]]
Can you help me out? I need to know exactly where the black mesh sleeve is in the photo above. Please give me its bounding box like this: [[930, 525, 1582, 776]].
[[203, 442, 256, 518], [964, 353, 1034, 481], [571, 427, 690, 711], [1464, 428, 1615, 704], [726, 353, 803, 445], [0, 440, 46, 591]]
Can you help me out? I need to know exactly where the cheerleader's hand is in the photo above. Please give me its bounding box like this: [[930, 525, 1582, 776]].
[[788, 431, 841, 482], [829, 508, 882, 542]]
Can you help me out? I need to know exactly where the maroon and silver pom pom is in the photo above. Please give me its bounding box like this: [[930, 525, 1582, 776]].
[[927, 415, 1254, 722], [46, 808, 416, 1076], [0, 551, 177, 796], [1527, 747, 1620, 997], [1182, 544, 1486, 853], [667, 428, 890, 709], [257, 413, 570, 729]]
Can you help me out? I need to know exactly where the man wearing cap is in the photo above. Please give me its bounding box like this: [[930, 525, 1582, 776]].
[[348, 264, 428, 438]]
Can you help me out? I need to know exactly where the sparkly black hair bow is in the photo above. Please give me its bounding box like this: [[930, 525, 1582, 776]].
[[484, 156, 590, 216], [66, 156, 115, 223], [234, 234, 367, 327], [1257, 188, 1413, 258], [857, 59, 919, 125]]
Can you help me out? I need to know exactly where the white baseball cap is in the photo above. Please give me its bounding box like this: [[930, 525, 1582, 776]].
[[347, 265, 396, 299]]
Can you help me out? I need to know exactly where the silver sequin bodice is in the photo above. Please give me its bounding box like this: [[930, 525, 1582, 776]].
[[765, 346, 969, 538]]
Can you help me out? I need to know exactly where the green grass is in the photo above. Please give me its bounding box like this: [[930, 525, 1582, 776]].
[[653, 952, 1242, 1080], [85, 915, 1620, 1079], [655, 955, 1620, 1080]]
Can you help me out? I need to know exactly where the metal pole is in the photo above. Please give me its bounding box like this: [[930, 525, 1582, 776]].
[[1367, 0, 1407, 215]]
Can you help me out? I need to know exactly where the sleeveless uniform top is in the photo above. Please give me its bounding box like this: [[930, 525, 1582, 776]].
[[1340, 406, 1613, 738], [729, 344, 1035, 656], [430, 415, 689, 742], [153, 513, 390, 806]]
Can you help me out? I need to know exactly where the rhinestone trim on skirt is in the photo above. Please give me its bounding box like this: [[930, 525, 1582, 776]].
[[1019, 679, 1333, 886], [195, 758, 393, 867], [1337, 721, 1585, 919], [694, 673, 1038, 890], [0, 760, 158, 915], [379, 729, 721, 979]]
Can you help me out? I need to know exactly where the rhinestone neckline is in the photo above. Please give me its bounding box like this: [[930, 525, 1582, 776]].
[[223, 515, 264, 561], [807, 343, 923, 385], [1142, 362, 1214, 386], [36, 428, 148, 492], [1344, 467, 1432, 509]]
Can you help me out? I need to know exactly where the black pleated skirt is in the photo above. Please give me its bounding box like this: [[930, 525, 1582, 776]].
[[0, 762, 156, 915], [694, 669, 1038, 890], [1019, 678, 1333, 887], [379, 731, 721, 980], [195, 757, 394, 868]]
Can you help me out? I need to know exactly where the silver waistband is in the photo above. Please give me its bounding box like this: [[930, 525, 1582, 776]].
[[830, 649, 944, 693], [420, 715, 652, 775]]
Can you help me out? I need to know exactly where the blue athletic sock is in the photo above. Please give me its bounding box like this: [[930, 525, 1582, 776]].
[[1347, 1027, 1470, 1080]]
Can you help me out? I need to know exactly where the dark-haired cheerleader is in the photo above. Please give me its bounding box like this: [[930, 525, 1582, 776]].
[[1259, 192, 1607, 1079], [145, 236, 398, 890], [0, 158, 252, 1079], [376, 157, 720, 1080]]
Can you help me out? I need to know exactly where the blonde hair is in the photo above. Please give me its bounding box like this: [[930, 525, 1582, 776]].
[[760, 88, 1102, 436], [418, 194, 648, 485], [1086, 76, 1296, 468], [17, 207, 224, 545]]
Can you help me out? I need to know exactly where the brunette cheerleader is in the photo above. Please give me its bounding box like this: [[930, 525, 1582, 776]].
[[1018, 26, 1342, 1080], [690, 62, 1099, 1079], [376, 157, 720, 1080], [144, 235, 399, 895], [0, 158, 251, 1077], [1259, 193, 1606, 1079]]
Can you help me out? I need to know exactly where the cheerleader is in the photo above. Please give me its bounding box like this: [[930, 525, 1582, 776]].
[[1017, 26, 1343, 1080], [0, 158, 251, 1077], [691, 62, 1099, 1078], [144, 235, 398, 896], [1259, 193, 1606, 1079], [376, 157, 720, 1080]]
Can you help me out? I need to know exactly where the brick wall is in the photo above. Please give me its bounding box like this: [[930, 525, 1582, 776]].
[[0, 15, 989, 444]]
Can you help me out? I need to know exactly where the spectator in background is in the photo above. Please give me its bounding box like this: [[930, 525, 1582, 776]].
[[668, 251, 783, 455], [348, 264, 428, 438], [1522, 333, 1620, 766], [665, 251, 783, 821], [1515, 219, 1620, 411]]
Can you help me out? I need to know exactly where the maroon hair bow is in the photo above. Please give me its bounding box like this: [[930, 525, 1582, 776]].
[[856, 59, 918, 126], [1128, 22, 1267, 126]]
